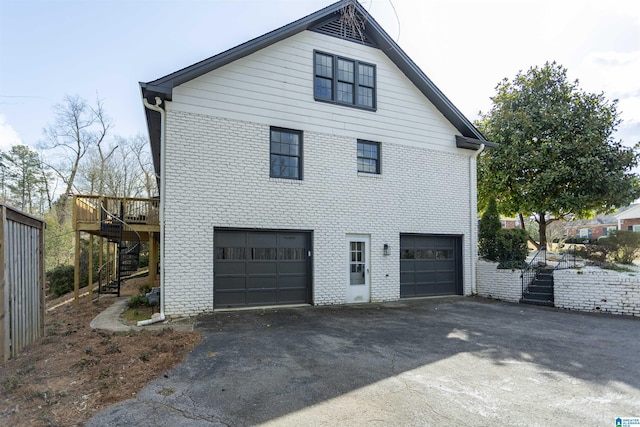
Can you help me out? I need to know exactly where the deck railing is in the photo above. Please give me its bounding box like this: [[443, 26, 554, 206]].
[[74, 195, 159, 226]]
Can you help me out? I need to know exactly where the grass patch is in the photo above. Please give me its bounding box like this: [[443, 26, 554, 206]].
[[601, 262, 636, 272], [121, 306, 155, 323]]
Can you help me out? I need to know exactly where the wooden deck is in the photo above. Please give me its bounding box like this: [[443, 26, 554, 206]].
[[73, 195, 160, 238], [72, 195, 160, 305]]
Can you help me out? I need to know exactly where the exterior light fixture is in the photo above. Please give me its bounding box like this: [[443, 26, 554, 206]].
[[383, 243, 389, 256]]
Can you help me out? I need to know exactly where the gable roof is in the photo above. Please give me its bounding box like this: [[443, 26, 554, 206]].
[[615, 204, 640, 220], [141, 0, 493, 175]]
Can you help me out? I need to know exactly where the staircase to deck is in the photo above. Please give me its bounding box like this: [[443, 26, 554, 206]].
[[97, 204, 141, 297]]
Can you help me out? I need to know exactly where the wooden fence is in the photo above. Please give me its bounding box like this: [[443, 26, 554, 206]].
[[0, 204, 45, 363]]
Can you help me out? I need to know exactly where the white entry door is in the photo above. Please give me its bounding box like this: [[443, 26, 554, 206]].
[[346, 235, 370, 303]]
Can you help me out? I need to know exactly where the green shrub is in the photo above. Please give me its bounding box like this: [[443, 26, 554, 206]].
[[478, 198, 502, 261], [127, 294, 150, 309], [575, 244, 609, 264], [495, 228, 528, 269], [138, 283, 152, 296], [566, 237, 599, 245], [47, 265, 75, 297], [138, 253, 149, 268], [601, 230, 640, 264]]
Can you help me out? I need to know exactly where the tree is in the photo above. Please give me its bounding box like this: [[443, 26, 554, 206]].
[[2, 145, 51, 215], [78, 134, 157, 198], [478, 62, 640, 248], [478, 198, 501, 260], [41, 94, 112, 222]]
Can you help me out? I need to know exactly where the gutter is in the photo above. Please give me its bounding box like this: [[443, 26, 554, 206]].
[[139, 96, 166, 326], [469, 143, 486, 295]]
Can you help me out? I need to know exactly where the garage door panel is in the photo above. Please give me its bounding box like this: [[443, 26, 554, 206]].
[[276, 274, 307, 287], [436, 271, 455, 281], [278, 289, 308, 303], [415, 272, 438, 283], [215, 261, 246, 274], [400, 235, 415, 247], [214, 276, 246, 291], [246, 290, 278, 305], [247, 233, 277, 247], [278, 233, 307, 248], [214, 230, 311, 308], [414, 260, 437, 270], [215, 291, 248, 307], [400, 271, 415, 282], [247, 262, 277, 275], [400, 234, 461, 297], [278, 262, 307, 274], [216, 232, 246, 247], [245, 277, 277, 289]]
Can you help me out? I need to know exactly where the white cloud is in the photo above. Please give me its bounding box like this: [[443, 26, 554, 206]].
[[575, 50, 640, 133], [619, 97, 640, 126], [0, 114, 23, 151], [576, 51, 640, 97]]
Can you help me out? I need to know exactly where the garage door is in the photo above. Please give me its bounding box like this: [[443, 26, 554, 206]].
[[214, 230, 311, 308], [400, 234, 462, 298]]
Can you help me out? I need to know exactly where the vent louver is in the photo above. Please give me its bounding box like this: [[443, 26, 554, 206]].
[[311, 15, 378, 48]]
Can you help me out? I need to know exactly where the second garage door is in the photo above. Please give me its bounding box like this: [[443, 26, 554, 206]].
[[400, 234, 462, 298], [214, 229, 311, 308]]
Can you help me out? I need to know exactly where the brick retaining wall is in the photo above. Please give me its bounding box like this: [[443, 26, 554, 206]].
[[476, 261, 640, 317]]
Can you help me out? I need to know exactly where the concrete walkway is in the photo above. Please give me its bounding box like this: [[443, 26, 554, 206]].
[[89, 297, 194, 332], [87, 297, 640, 426]]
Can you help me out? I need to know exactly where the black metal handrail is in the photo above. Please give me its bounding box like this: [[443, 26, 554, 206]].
[[521, 248, 547, 295], [554, 245, 576, 271]]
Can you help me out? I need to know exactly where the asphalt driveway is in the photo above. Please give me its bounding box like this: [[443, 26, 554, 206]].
[[87, 297, 640, 426]]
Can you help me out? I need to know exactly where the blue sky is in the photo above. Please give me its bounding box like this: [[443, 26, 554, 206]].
[[1, 0, 639, 151]]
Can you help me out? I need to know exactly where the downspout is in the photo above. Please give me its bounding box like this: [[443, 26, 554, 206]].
[[139, 96, 166, 326], [469, 143, 485, 295]]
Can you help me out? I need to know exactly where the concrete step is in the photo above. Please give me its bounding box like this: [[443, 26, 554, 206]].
[[527, 285, 553, 294], [523, 290, 554, 301], [520, 298, 554, 307]]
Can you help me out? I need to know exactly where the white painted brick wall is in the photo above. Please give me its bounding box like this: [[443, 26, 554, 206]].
[[476, 260, 521, 303], [162, 111, 475, 316], [555, 268, 640, 316], [476, 261, 640, 317]]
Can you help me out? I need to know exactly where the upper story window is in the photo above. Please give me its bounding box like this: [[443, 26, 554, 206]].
[[270, 127, 302, 180], [357, 140, 380, 174], [314, 51, 376, 110]]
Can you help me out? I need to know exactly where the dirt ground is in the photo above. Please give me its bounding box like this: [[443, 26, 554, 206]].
[[0, 278, 201, 426]]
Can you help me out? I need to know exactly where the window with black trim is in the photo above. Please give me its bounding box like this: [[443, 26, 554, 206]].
[[357, 140, 380, 174], [270, 127, 302, 180], [314, 51, 376, 110]]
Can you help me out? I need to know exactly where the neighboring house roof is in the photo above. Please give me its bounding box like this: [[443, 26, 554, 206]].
[[141, 0, 495, 176], [615, 204, 640, 220]]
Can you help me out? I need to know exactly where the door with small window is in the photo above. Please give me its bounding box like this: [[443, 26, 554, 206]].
[[346, 235, 370, 303]]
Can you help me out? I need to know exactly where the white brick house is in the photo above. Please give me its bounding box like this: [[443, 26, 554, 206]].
[[141, 1, 494, 316]]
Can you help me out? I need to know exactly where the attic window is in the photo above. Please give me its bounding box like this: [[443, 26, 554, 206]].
[[314, 51, 376, 110]]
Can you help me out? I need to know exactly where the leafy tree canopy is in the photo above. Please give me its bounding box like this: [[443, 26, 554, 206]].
[[477, 62, 640, 247]]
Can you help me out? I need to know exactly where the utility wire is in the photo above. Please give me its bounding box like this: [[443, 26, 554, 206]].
[[387, 0, 401, 43]]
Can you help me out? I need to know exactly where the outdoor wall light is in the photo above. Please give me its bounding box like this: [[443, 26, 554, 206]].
[[383, 243, 389, 256]]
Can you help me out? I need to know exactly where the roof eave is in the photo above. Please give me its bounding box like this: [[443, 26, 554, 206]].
[[141, 1, 347, 102], [456, 135, 498, 150]]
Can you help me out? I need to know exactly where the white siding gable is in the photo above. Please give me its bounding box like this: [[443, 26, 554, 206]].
[[170, 30, 461, 152]]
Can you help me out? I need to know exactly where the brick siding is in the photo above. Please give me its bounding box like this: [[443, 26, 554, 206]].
[[162, 111, 476, 316]]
